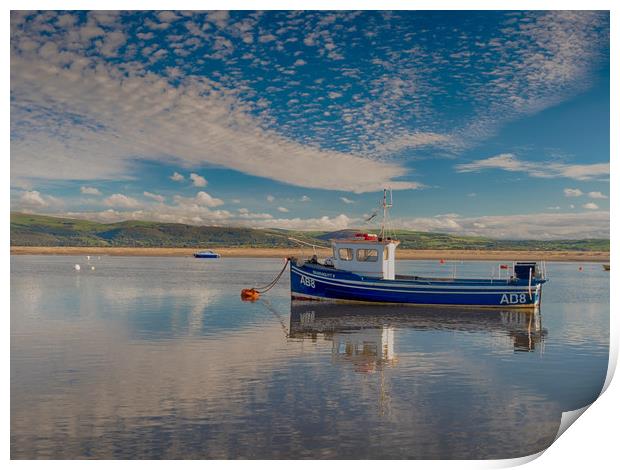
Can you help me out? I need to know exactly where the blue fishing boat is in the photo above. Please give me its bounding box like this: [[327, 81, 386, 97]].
[[193, 250, 221, 259], [290, 190, 547, 308]]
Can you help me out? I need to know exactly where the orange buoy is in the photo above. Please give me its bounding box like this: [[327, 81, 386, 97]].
[[241, 288, 260, 301]]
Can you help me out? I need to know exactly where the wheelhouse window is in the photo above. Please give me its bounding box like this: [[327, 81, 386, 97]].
[[356, 249, 378, 262], [338, 248, 354, 261]]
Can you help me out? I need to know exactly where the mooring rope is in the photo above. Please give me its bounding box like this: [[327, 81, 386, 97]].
[[253, 258, 290, 294]]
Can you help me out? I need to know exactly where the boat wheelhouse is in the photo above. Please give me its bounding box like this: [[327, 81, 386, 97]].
[[290, 190, 546, 308]]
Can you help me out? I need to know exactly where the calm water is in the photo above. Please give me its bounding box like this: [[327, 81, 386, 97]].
[[11, 256, 609, 459]]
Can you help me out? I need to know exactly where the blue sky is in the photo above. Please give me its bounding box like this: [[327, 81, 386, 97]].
[[10, 10, 610, 238]]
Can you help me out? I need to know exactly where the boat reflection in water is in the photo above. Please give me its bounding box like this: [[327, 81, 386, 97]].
[[289, 302, 547, 368]]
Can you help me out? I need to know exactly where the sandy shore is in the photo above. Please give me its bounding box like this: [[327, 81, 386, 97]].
[[10, 246, 610, 262]]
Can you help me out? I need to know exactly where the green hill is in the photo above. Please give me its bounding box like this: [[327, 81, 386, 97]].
[[10, 213, 314, 248], [10, 212, 610, 251]]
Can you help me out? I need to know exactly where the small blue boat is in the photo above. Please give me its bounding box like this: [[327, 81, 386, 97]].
[[193, 250, 221, 259], [290, 190, 546, 309]]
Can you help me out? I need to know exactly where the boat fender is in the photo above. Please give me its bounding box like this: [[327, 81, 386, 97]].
[[241, 288, 260, 301]]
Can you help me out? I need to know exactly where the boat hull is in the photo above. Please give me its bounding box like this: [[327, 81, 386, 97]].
[[290, 262, 544, 308]]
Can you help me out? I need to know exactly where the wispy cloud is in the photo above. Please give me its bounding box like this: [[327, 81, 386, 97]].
[[582, 202, 599, 210], [564, 188, 583, 197], [447, 11, 609, 150], [391, 211, 609, 239], [80, 186, 101, 195], [143, 191, 165, 203], [10, 40, 421, 192], [588, 191, 607, 199], [371, 132, 454, 155], [104, 193, 139, 209], [340, 197, 355, 204], [455, 154, 609, 181]]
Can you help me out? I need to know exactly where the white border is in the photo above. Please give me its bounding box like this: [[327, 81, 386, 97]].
[[5, 1, 616, 468]]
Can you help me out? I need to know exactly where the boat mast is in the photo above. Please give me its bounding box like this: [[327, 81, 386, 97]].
[[380, 188, 393, 239]]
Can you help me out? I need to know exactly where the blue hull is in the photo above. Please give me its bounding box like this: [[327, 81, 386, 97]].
[[290, 262, 545, 308], [194, 253, 220, 259]]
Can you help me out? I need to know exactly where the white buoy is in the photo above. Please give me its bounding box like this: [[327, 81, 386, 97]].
[[86, 255, 91, 260], [74, 264, 81, 271]]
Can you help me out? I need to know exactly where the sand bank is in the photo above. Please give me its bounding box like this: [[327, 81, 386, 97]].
[[10, 246, 610, 262]]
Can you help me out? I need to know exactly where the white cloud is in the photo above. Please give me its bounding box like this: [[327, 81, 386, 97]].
[[252, 214, 355, 231], [56, 13, 77, 28], [258, 34, 276, 43], [266, 195, 275, 202], [10, 54, 420, 193], [207, 11, 230, 29], [79, 25, 105, 42], [588, 191, 607, 199], [236, 208, 273, 219], [391, 211, 609, 240], [448, 11, 609, 151], [277, 206, 289, 213], [300, 195, 311, 202], [80, 186, 101, 195], [18, 190, 48, 208], [582, 202, 599, 210], [157, 11, 180, 23], [104, 193, 140, 208], [456, 154, 609, 181], [328, 91, 342, 99], [189, 172, 207, 187], [60, 209, 355, 231], [340, 197, 355, 204], [174, 191, 224, 208], [170, 172, 184, 182], [143, 191, 165, 203], [373, 132, 453, 155], [564, 188, 583, 197], [293, 59, 306, 66], [97, 31, 126, 58]]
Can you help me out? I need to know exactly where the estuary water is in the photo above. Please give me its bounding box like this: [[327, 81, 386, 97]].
[[11, 256, 609, 459]]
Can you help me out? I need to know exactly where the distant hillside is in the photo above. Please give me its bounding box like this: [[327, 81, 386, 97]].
[[10, 212, 610, 251], [10, 213, 314, 248]]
